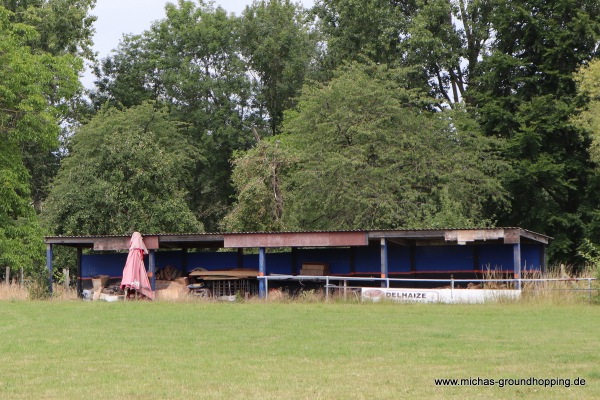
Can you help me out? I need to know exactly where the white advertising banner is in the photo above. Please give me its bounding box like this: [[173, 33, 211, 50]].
[[361, 288, 521, 304]]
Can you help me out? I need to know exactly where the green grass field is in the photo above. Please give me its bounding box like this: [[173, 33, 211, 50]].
[[0, 300, 598, 399]]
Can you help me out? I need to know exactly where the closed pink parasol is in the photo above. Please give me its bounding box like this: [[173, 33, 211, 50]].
[[120, 232, 154, 300]]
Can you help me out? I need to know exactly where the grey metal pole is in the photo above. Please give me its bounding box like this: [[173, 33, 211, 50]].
[[264, 276, 269, 300], [513, 243, 522, 290], [380, 238, 388, 288]]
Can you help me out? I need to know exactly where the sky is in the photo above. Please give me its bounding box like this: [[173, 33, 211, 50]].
[[83, 0, 314, 88]]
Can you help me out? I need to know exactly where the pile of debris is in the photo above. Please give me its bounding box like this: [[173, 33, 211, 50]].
[[188, 268, 259, 299], [155, 265, 183, 280], [84, 275, 124, 302]]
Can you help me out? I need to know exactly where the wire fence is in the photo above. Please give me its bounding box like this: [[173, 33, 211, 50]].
[[258, 275, 599, 301]]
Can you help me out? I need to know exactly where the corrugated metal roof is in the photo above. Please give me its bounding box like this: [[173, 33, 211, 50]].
[[45, 227, 551, 248]]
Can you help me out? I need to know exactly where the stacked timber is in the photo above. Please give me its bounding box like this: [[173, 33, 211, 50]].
[[188, 268, 259, 280], [299, 263, 329, 276]]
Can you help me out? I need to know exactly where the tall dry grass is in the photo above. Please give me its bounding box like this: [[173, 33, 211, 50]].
[[476, 264, 598, 304], [0, 283, 78, 301], [519, 265, 599, 304], [1, 265, 597, 304]]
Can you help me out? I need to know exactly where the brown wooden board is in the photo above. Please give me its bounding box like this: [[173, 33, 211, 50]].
[[224, 232, 368, 248], [93, 235, 159, 251], [189, 270, 259, 277]]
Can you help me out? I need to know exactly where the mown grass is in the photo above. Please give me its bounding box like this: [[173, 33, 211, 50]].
[[0, 300, 598, 399]]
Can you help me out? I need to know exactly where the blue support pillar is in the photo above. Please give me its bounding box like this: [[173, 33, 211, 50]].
[[46, 244, 53, 294], [541, 245, 547, 274], [513, 243, 522, 290], [380, 238, 388, 288], [259, 247, 266, 298], [149, 249, 156, 292], [76, 247, 82, 298]]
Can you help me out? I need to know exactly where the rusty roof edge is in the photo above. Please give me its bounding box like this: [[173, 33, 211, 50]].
[[45, 227, 552, 242]]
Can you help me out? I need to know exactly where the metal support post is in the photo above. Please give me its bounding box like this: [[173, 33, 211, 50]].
[[259, 247, 266, 298], [513, 243, 522, 290], [76, 247, 83, 298], [149, 249, 156, 292], [380, 238, 388, 288], [46, 244, 53, 294]]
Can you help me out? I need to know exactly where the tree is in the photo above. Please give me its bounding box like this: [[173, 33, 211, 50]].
[[224, 63, 508, 231], [0, 141, 45, 276], [0, 5, 82, 273], [313, 0, 496, 107], [41, 102, 204, 235], [92, 0, 256, 230], [402, 0, 494, 106], [223, 138, 291, 232], [238, 0, 318, 135], [1, 0, 96, 58], [469, 0, 600, 261], [91, 34, 161, 109], [313, 0, 414, 67], [572, 59, 600, 245], [573, 60, 600, 164], [1, 1, 96, 212]]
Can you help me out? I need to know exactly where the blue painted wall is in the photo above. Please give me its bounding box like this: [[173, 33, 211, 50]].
[[81, 243, 545, 278]]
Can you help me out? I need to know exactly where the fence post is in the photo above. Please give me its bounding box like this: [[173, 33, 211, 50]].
[[5, 267, 9, 286], [20, 267, 23, 287], [63, 268, 70, 289], [589, 279, 592, 303]]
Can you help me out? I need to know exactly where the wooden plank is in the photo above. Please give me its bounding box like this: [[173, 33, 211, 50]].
[[519, 229, 550, 244], [44, 237, 95, 247], [445, 229, 504, 244], [189, 270, 259, 277], [368, 230, 445, 239], [224, 232, 368, 248], [503, 229, 521, 244], [144, 236, 159, 249], [93, 237, 129, 251], [93, 235, 159, 251]]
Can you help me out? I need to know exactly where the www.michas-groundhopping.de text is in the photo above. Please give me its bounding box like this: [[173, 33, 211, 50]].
[[434, 376, 586, 388]]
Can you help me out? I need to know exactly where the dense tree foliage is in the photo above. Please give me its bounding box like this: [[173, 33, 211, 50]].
[[224, 64, 508, 231], [0, 4, 88, 273], [313, 0, 493, 105], [91, 0, 319, 230], [2, 0, 96, 210], [41, 103, 204, 235], [467, 0, 600, 261], [1, 0, 96, 58], [22, 0, 600, 268], [313, 0, 600, 262], [572, 59, 600, 243], [574, 60, 600, 164], [239, 0, 318, 135]]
